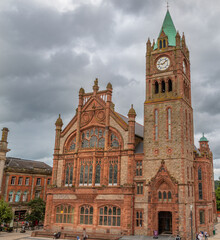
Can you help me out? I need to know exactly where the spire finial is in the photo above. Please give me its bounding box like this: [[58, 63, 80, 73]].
[[167, 1, 169, 10]]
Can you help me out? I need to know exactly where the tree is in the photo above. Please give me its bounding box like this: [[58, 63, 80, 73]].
[[25, 198, 46, 226], [215, 183, 220, 211], [0, 199, 13, 225]]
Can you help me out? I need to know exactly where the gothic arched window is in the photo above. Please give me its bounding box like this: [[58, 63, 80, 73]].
[[65, 164, 73, 186], [79, 159, 93, 186], [80, 205, 93, 225], [168, 191, 172, 200], [109, 159, 118, 186], [155, 81, 159, 94], [158, 191, 162, 200], [95, 164, 101, 185], [163, 39, 166, 48], [110, 133, 119, 148], [163, 191, 167, 199], [56, 205, 74, 223], [99, 206, 121, 226], [168, 79, 172, 92], [81, 128, 105, 149], [161, 80, 166, 93], [159, 40, 162, 49], [69, 137, 76, 151]]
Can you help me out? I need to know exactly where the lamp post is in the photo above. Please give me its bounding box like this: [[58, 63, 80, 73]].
[[190, 204, 193, 240]]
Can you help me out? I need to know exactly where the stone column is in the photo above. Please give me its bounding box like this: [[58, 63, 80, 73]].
[[0, 128, 10, 196]]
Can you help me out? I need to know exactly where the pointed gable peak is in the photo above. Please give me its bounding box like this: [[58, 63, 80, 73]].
[[154, 10, 177, 50]]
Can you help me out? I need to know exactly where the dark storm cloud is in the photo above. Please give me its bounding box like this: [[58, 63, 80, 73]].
[[0, 0, 220, 178]]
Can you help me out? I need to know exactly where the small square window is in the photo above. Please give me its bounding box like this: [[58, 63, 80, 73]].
[[11, 176, 16, 185], [47, 178, 51, 185], [18, 177, 23, 185], [25, 177, 30, 186], [137, 183, 143, 195]]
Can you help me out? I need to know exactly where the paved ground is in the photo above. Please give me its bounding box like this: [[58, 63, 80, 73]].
[[0, 219, 220, 240]]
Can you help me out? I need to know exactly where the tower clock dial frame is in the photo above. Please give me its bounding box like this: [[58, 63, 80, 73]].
[[156, 56, 170, 71]]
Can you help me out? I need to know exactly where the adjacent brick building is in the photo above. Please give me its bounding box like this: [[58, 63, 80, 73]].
[[0, 128, 52, 224], [31, 10, 218, 239]]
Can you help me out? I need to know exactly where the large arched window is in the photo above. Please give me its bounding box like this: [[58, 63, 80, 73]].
[[81, 128, 105, 149], [99, 206, 121, 226], [110, 133, 119, 148], [56, 205, 74, 223], [80, 205, 93, 225]]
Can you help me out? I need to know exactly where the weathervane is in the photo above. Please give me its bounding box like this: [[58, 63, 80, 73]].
[[167, 1, 169, 10]]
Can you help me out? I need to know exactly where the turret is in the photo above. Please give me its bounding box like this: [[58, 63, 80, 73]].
[[127, 104, 136, 149], [175, 31, 180, 47], [199, 133, 210, 154]]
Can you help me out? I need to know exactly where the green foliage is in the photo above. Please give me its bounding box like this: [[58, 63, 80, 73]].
[[0, 199, 13, 225], [214, 180, 220, 190], [25, 198, 45, 225], [215, 184, 220, 211]]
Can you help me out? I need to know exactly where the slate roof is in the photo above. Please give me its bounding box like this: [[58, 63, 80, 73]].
[[116, 112, 144, 138], [5, 157, 52, 174]]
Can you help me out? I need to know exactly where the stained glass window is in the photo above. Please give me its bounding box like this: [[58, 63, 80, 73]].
[[79, 160, 93, 186], [95, 165, 101, 185], [56, 205, 74, 223], [65, 164, 73, 186], [81, 127, 105, 149], [99, 206, 121, 226], [70, 137, 76, 150], [80, 206, 93, 225], [110, 134, 119, 148]]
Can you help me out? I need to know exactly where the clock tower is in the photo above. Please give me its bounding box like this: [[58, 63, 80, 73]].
[[144, 10, 195, 238]]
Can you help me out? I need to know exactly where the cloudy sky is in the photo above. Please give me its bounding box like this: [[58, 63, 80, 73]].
[[0, 0, 220, 179]]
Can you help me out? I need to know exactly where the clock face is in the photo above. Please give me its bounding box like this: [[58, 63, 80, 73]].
[[156, 57, 170, 71]]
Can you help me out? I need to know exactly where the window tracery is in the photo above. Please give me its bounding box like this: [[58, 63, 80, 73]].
[[110, 133, 119, 148], [99, 206, 121, 226], [65, 163, 73, 186], [55, 205, 74, 223], [109, 158, 118, 186], [81, 128, 105, 149], [80, 205, 93, 225], [79, 159, 93, 186]]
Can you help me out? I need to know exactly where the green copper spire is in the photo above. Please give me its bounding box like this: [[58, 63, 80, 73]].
[[154, 10, 177, 50]]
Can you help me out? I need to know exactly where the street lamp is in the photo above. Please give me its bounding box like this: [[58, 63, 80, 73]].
[[190, 204, 193, 240]]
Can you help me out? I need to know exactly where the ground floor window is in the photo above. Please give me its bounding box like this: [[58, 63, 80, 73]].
[[136, 210, 143, 227], [55, 205, 74, 223], [80, 205, 93, 225], [200, 210, 205, 224], [99, 206, 121, 226], [14, 210, 26, 221]]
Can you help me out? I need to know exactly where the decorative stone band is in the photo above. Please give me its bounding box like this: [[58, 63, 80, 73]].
[[53, 194, 77, 200], [96, 195, 124, 200]]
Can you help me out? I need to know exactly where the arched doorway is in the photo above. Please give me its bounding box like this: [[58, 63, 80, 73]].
[[158, 211, 172, 234]]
